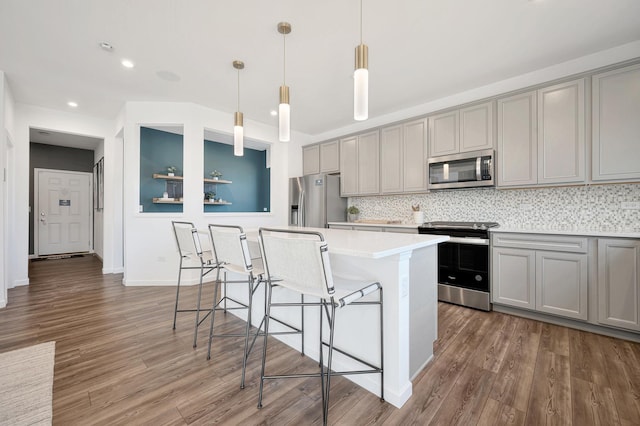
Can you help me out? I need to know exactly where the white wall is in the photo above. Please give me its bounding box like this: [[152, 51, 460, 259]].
[[11, 104, 122, 288], [0, 72, 7, 307], [121, 102, 292, 285]]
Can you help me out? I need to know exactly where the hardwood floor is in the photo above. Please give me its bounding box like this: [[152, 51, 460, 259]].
[[1, 254, 639, 425]]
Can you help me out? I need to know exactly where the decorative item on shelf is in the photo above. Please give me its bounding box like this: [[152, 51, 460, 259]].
[[167, 166, 177, 177], [412, 204, 424, 224], [347, 205, 360, 222], [205, 191, 216, 202], [210, 170, 223, 180], [162, 191, 169, 200]]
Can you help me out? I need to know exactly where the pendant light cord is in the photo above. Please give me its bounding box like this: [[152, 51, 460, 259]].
[[283, 32, 286, 85], [360, 0, 363, 44], [237, 68, 240, 112]]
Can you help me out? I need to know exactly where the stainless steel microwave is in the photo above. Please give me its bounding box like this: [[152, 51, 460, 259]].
[[427, 149, 494, 190]]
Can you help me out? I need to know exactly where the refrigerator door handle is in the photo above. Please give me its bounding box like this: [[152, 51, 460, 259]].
[[299, 190, 305, 227]]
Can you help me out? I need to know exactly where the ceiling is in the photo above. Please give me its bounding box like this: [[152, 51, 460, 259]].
[[1, 0, 640, 139]]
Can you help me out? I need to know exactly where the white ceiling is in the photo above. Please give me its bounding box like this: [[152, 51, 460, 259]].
[[1, 0, 640, 139]]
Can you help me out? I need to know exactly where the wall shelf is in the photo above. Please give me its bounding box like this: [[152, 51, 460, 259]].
[[204, 200, 232, 205], [153, 173, 184, 181], [204, 177, 232, 184], [153, 198, 183, 204]]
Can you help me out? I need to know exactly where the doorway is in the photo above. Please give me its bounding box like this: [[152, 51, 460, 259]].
[[34, 169, 92, 256]]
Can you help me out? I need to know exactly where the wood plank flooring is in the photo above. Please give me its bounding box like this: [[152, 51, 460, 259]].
[[1, 255, 639, 425]]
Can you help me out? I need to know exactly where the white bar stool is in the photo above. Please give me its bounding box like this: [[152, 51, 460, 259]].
[[171, 221, 219, 348], [257, 227, 384, 425]]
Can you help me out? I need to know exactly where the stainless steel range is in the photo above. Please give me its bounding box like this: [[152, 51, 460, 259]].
[[418, 221, 499, 311]]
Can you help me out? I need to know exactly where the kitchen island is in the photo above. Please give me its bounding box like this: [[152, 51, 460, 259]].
[[228, 226, 448, 408]]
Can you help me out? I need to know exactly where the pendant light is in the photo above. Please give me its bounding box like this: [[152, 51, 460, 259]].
[[354, 0, 368, 121], [233, 60, 244, 156], [278, 22, 292, 142]]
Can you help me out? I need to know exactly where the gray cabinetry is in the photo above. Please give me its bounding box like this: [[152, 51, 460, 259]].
[[339, 130, 380, 196], [380, 119, 427, 194], [497, 91, 537, 186], [302, 145, 320, 175], [592, 63, 640, 182], [380, 125, 403, 194], [428, 101, 493, 157], [319, 140, 340, 173], [492, 233, 588, 320], [303, 141, 340, 175], [497, 78, 585, 187], [537, 79, 585, 184], [597, 238, 640, 331]]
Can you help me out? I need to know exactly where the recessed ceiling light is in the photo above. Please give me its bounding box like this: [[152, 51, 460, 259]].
[[270, 110, 278, 116], [121, 59, 135, 69], [67, 101, 78, 108], [99, 41, 113, 51]]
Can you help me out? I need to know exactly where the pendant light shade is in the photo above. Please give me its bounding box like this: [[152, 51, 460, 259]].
[[354, 44, 368, 121], [354, 0, 369, 121], [278, 22, 292, 142], [233, 60, 244, 156], [279, 85, 290, 142], [234, 111, 243, 156]]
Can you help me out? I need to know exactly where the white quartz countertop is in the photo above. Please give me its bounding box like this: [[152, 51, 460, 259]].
[[491, 226, 640, 239], [328, 221, 419, 229], [249, 226, 448, 259]]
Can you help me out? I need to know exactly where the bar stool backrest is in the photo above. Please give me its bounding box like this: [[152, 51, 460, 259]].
[[172, 221, 204, 264], [259, 228, 335, 300], [208, 224, 253, 274]]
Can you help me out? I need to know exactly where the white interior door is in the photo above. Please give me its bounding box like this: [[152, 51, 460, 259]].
[[37, 169, 91, 256]]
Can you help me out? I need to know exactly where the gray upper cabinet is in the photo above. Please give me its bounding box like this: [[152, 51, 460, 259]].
[[357, 131, 381, 195], [380, 125, 404, 194], [497, 91, 538, 187], [339, 130, 380, 196], [428, 110, 458, 156], [537, 79, 585, 185], [497, 78, 586, 188], [459, 101, 494, 153], [303, 141, 340, 175], [403, 119, 428, 192], [428, 101, 494, 157], [319, 140, 340, 174], [302, 145, 320, 175], [592, 63, 640, 182], [380, 119, 427, 194]]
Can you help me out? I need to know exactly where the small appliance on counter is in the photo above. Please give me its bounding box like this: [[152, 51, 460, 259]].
[[419, 221, 499, 311], [289, 174, 347, 228]]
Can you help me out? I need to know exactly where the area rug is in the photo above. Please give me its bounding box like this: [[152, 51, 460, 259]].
[[0, 341, 55, 426]]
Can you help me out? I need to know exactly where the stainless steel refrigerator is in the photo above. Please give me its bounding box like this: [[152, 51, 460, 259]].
[[289, 174, 347, 228]]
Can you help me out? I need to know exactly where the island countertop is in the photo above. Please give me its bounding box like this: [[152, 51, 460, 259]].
[[251, 226, 448, 258]]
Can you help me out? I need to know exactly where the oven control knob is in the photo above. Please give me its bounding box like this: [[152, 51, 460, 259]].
[[475, 275, 483, 282], [479, 224, 487, 230], [472, 223, 478, 229]]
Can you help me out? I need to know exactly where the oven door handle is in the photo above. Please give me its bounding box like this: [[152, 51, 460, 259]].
[[447, 237, 489, 246]]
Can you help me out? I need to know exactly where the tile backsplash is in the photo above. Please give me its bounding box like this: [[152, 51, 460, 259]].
[[350, 184, 640, 231]]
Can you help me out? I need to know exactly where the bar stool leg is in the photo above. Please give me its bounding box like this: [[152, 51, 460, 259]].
[[206, 268, 222, 360], [240, 274, 254, 389], [323, 302, 336, 426], [172, 258, 184, 330], [257, 282, 274, 409], [192, 263, 206, 348]]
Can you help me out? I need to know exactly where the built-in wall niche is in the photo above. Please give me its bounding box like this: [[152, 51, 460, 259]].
[[139, 126, 184, 213], [203, 130, 270, 213]]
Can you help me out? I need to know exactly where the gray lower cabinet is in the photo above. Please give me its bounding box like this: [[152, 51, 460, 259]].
[[492, 233, 588, 320], [598, 238, 640, 331]]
